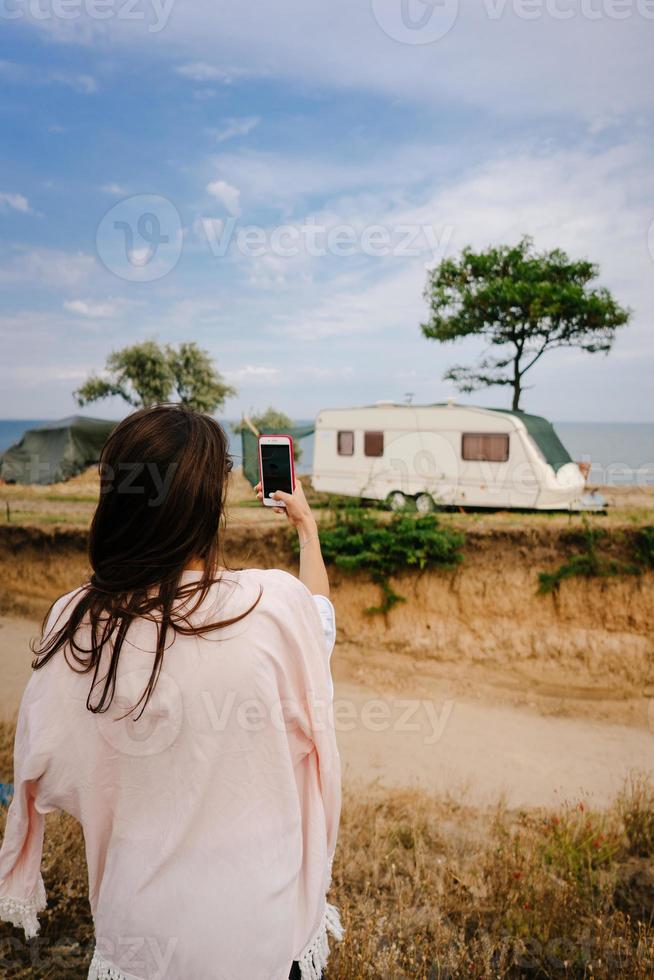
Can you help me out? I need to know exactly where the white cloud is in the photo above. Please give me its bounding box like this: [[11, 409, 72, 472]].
[[206, 145, 434, 214], [211, 116, 260, 142], [64, 299, 117, 318], [295, 364, 354, 381], [129, 247, 151, 266], [226, 364, 281, 383], [50, 71, 98, 94], [101, 183, 127, 196], [247, 252, 312, 291], [206, 179, 241, 216], [9, 3, 654, 122], [268, 140, 654, 364], [275, 264, 423, 340], [0, 363, 89, 384], [0, 60, 98, 94], [0, 310, 79, 343], [176, 62, 236, 83], [0, 192, 31, 213], [249, 254, 284, 286], [3, 7, 654, 421], [0, 248, 96, 289], [193, 216, 227, 247]]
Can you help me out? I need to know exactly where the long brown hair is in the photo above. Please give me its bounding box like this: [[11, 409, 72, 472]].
[[32, 404, 260, 717]]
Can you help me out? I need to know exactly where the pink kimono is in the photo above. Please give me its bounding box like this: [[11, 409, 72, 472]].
[[0, 568, 342, 980]]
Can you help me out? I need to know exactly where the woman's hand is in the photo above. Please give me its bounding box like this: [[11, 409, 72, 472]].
[[254, 479, 329, 595], [253, 479, 315, 531]]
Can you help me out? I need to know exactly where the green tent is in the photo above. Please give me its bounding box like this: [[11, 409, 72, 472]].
[[241, 424, 315, 486], [0, 416, 116, 485]]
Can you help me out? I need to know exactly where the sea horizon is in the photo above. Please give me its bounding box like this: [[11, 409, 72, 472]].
[[1, 416, 653, 486]]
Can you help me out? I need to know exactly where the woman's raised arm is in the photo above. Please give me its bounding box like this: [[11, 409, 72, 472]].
[[254, 478, 330, 598]]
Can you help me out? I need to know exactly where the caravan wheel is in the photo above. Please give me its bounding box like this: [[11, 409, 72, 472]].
[[415, 493, 435, 514], [387, 491, 409, 512]]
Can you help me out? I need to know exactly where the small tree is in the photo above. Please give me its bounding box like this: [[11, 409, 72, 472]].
[[234, 407, 302, 462], [421, 237, 631, 410], [75, 341, 235, 414], [166, 342, 236, 412]]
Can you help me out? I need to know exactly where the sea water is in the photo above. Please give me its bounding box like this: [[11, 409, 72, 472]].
[[1, 419, 653, 486]]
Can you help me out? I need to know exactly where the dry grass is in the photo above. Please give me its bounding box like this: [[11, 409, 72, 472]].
[[2, 466, 654, 534], [1, 722, 652, 979]]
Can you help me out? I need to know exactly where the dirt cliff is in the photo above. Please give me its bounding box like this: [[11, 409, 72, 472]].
[[1, 522, 652, 697]]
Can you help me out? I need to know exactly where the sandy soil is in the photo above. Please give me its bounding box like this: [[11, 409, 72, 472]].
[[3, 615, 652, 810], [0, 618, 35, 722]]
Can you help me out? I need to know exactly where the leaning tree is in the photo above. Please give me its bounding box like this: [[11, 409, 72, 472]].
[[421, 237, 631, 410]]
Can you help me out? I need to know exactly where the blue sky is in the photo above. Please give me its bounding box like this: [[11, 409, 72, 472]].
[[1, 0, 653, 422]]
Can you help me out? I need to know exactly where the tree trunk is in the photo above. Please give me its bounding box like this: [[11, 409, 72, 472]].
[[512, 356, 522, 411]]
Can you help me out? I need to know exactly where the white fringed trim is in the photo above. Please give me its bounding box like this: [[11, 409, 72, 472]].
[[87, 902, 344, 980], [297, 902, 344, 980], [0, 874, 47, 939], [88, 950, 129, 980]]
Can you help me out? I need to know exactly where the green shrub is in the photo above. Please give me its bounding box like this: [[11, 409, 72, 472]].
[[634, 525, 654, 569], [307, 506, 464, 614], [538, 523, 640, 595]]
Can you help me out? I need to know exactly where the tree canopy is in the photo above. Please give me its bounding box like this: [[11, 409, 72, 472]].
[[421, 237, 631, 410], [75, 341, 236, 414]]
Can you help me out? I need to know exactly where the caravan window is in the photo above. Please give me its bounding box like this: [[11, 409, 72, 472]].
[[364, 431, 384, 457], [462, 432, 509, 462], [337, 430, 354, 456]]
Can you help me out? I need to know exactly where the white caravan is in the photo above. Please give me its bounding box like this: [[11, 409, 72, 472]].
[[312, 402, 594, 511]]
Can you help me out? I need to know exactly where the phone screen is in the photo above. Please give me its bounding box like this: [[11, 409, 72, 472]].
[[260, 442, 293, 498]]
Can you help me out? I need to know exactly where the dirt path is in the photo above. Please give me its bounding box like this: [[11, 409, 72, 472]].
[[0, 617, 36, 723], [335, 679, 654, 808], [2, 615, 653, 809]]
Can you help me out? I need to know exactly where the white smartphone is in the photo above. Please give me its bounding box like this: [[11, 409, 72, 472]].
[[258, 435, 295, 508]]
